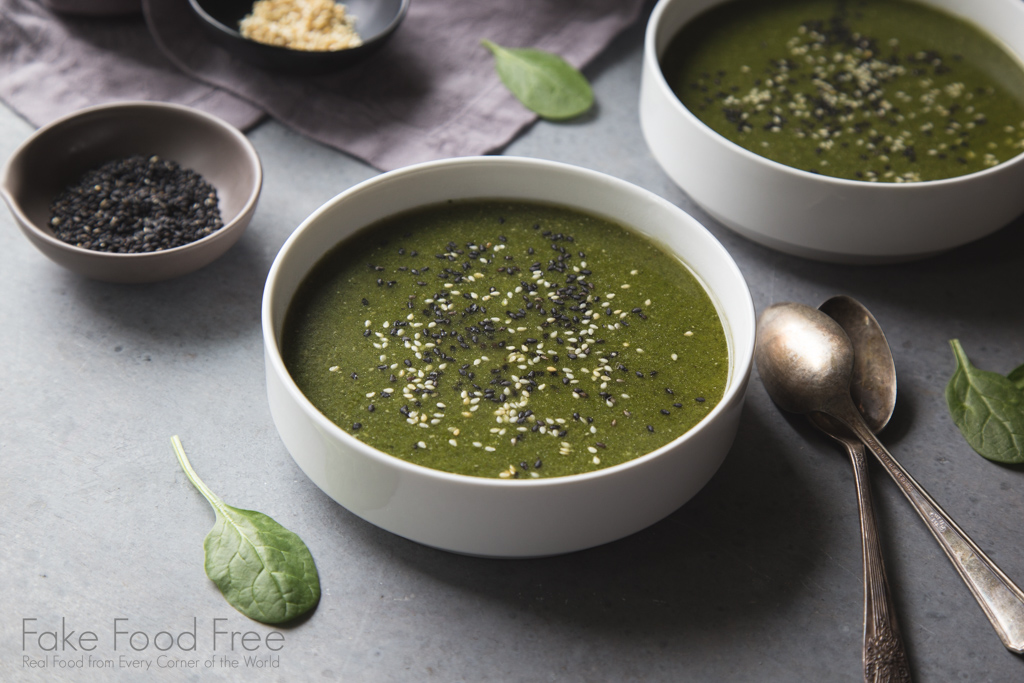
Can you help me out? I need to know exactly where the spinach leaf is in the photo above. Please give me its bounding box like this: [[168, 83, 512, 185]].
[[481, 39, 593, 120], [171, 436, 320, 624], [1008, 364, 1024, 393], [945, 340, 1024, 464]]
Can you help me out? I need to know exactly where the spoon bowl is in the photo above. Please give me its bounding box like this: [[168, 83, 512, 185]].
[[754, 302, 856, 417], [820, 296, 898, 434]]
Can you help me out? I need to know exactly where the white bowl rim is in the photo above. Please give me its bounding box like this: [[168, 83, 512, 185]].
[[0, 100, 263, 260], [262, 155, 755, 489], [644, 0, 1024, 189]]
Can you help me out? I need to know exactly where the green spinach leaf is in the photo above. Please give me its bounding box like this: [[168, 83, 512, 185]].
[[1008, 364, 1024, 393], [481, 39, 593, 120], [945, 340, 1024, 464], [171, 436, 320, 624]]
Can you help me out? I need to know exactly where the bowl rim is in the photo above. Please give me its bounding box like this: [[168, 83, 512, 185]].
[[0, 100, 263, 262], [262, 155, 756, 489], [187, 0, 411, 54], [644, 0, 1024, 189]]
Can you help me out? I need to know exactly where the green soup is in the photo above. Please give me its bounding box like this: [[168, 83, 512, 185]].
[[282, 201, 729, 479], [662, 0, 1024, 182]]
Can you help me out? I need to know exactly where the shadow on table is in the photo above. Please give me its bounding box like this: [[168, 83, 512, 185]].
[[336, 403, 838, 644], [55, 235, 269, 348], [762, 211, 1024, 337]]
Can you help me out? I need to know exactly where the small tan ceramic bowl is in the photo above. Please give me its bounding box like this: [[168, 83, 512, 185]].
[[1, 101, 262, 283]]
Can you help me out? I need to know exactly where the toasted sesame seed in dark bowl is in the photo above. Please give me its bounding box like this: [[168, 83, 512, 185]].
[[188, 0, 409, 74], [1, 101, 262, 283]]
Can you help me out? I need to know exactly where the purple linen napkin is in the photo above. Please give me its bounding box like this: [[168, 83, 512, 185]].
[[0, 0, 263, 129], [144, 0, 646, 171]]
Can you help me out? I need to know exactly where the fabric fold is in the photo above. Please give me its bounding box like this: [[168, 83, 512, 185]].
[[1, 0, 646, 171]]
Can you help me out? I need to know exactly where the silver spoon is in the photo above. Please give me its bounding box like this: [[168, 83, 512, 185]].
[[755, 301, 1024, 655], [811, 296, 910, 682]]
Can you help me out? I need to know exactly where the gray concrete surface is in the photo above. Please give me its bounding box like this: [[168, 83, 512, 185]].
[[3, 7, 1024, 682]]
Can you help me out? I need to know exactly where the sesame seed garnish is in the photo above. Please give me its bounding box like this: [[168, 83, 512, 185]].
[[668, 0, 1024, 182], [288, 202, 729, 478]]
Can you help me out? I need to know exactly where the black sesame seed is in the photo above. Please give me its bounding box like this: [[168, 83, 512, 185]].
[[48, 155, 223, 254], [352, 423, 362, 430], [695, 397, 706, 403], [661, 409, 670, 415], [646, 425, 654, 433]]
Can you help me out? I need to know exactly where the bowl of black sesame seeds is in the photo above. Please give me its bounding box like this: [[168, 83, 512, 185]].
[[640, 0, 1024, 263], [1, 101, 262, 283], [262, 156, 755, 557]]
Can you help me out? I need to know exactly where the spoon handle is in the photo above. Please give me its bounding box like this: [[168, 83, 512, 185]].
[[846, 441, 913, 682], [836, 406, 1024, 654]]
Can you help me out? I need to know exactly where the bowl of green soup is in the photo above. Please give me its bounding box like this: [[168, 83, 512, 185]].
[[262, 156, 755, 557], [640, 0, 1024, 262]]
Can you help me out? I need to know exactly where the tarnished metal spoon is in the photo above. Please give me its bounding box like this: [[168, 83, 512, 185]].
[[755, 301, 1024, 655], [811, 296, 910, 682]]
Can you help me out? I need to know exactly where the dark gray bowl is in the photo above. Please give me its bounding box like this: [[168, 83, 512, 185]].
[[188, 0, 409, 73], [37, 0, 141, 16], [1, 101, 262, 283]]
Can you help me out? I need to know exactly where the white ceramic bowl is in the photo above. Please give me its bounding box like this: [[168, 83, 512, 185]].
[[1, 101, 262, 283], [640, 0, 1024, 263], [262, 157, 755, 558]]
